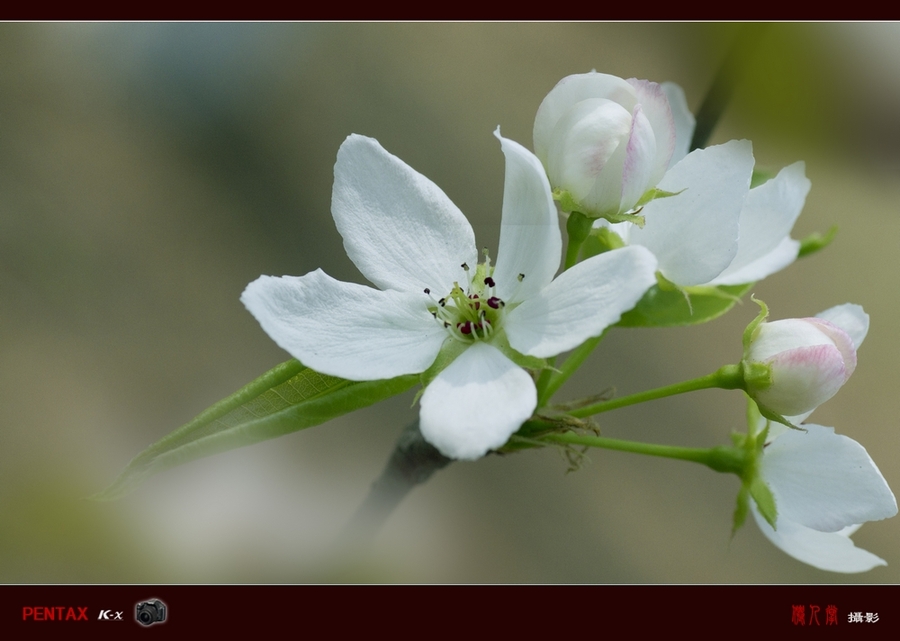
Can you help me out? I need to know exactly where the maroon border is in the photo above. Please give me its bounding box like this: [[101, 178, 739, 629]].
[[2, 585, 898, 635]]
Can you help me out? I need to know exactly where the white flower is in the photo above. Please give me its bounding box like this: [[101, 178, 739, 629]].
[[744, 304, 867, 418], [751, 423, 896, 573], [705, 162, 810, 286], [535, 72, 811, 288], [241, 131, 658, 460], [533, 72, 693, 217]]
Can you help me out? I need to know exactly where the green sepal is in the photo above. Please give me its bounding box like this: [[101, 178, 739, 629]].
[[734, 398, 779, 529], [552, 188, 579, 213], [741, 296, 769, 351], [617, 281, 754, 328], [749, 476, 778, 529], [797, 225, 837, 259], [732, 486, 750, 535], [755, 403, 800, 431], [741, 361, 771, 392], [553, 189, 646, 228], [93, 360, 417, 500], [634, 186, 685, 207]]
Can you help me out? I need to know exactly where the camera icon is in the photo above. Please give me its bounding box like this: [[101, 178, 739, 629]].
[[135, 599, 167, 626]]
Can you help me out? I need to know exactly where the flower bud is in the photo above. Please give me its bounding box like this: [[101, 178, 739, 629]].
[[533, 72, 693, 218], [744, 314, 859, 418]]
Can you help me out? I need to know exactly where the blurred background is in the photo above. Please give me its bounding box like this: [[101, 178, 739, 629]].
[[1, 22, 899, 583]]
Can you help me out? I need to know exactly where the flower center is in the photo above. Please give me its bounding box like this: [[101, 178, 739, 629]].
[[425, 253, 508, 343]]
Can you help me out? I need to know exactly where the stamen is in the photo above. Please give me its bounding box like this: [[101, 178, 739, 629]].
[[424, 288, 430, 294], [429, 256, 506, 343], [517, 273, 525, 282]]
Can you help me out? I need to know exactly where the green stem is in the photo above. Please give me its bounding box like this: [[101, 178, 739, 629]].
[[534, 357, 556, 405], [568, 364, 744, 418], [537, 332, 606, 407], [541, 432, 745, 475]]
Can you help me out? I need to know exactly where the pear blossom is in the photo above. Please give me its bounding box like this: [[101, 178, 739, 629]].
[[533, 72, 694, 217], [241, 131, 657, 460], [744, 304, 867, 419], [750, 422, 896, 573], [535, 71, 811, 288]]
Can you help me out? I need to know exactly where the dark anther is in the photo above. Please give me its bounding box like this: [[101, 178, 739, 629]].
[[424, 288, 430, 294], [517, 273, 525, 282], [484, 276, 496, 287], [439, 298, 446, 306], [458, 321, 472, 335], [461, 262, 470, 271], [431, 311, 438, 318], [443, 321, 451, 328], [487, 297, 501, 309]]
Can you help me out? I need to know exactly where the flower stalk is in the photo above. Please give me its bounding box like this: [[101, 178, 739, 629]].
[[540, 432, 747, 475], [566, 364, 745, 418]]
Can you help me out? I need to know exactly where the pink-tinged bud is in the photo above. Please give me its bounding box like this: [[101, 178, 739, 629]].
[[744, 317, 858, 417], [533, 72, 692, 218]]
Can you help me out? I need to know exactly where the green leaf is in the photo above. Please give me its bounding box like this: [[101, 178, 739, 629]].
[[797, 225, 837, 258], [93, 360, 417, 500], [617, 282, 754, 328], [750, 169, 775, 189]]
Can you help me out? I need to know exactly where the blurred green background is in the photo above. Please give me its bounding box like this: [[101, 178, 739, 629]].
[[1, 23, 898, 583]]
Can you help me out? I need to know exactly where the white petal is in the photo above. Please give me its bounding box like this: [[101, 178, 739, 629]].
[[661, 81, 695, 167], [756, 344, 848, 416], [419, 343, 537, 460], [709, 162, 810, 285], [505, 245, 657, 358], [751, 505, 887, 573], [627, 78, 676, 185], [783, 409, 816, 426], [806, 318, 858, 378], [762, 424, 897, 532], [544, 98, 631, 212], [578, 116, 630, 215], [708, 237, 799, 286], [619, 104, 658, 214], [533, 72, 637, 163], [241, 269, 446, 381], [817, 304, 869, 350], [628, 140, 753, 286], [492, 130, 563, 304], [332, 134, 477, 293], [749, 318, 844, 360]]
